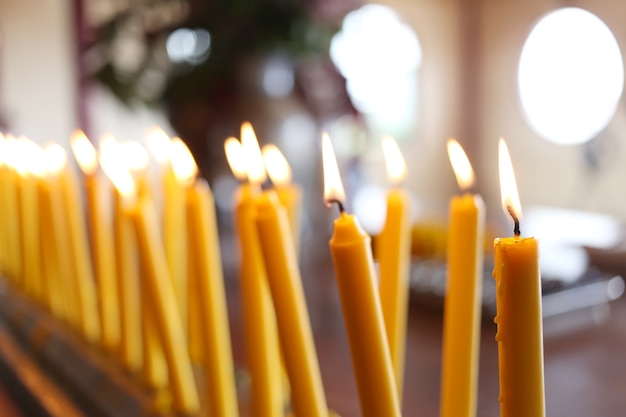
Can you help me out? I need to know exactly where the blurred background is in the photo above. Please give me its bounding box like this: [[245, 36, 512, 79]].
[[1, 0, 626, 416]]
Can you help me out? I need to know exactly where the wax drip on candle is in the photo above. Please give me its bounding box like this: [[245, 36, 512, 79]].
[[506, 205, 521, 238]]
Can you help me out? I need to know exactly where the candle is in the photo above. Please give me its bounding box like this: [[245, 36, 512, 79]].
[[71, 131, 121, 352], [261, 144, 302, 256], [226, 129, 284, 417], [440, 138, 485, 417], [171, 140, 239, 417], [323, 133, 401, 417], [0, 135, 8, 276], [36, 157, 57, 312], [257, 153, 328, 417], [109, 163, 199, 414], [377, 135, 411, 399], [147, 129, 188, 336], [0, 136, 23, 282], [494, 138, 545, 417]]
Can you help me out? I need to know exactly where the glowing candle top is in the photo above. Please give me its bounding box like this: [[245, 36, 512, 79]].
[[447, 138, 475, 192], [381, 135, 407, 186]]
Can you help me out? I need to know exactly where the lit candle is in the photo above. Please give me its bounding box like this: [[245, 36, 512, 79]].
[[171, 140, 239, 417], [440, 138, 485, 417], [257, 147, 328, 417], [0, 134, 8, 276], [36, 153, 57, 312], [323, 133, 401, 417], [0, 136, 22, 281], [109, 162, 199, 414], [377, 135, 411, 399], [226, 127, 283, 417], [71, 131, 121, 352], [261, 144, 302, 257], [494, 138, 545, 417]]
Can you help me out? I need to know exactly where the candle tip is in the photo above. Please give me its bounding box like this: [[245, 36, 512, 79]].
[[506, 205, 521, 237], [327, 198, 346, 215]]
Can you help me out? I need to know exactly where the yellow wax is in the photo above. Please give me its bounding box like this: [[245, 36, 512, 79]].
[[377, 188, 411, 398], [162, 166, 188, 335], [440, 193, 485, 417], [60, 164, 100, 342], [0, 163, 8, 275], [3, 167, 22, 280], [493, 237, 545, 417], [329, 212, 401, 417], [256, 190, 328, 417], [234, 184, 283, 417], [141, 292, 170, 391], [133, 196, 199, 414], [37, 177, 58, 313], [275, 184, 302, 257], [113, 191, 143, 372], [18, 171, 42, 300], [84, 173, 121, 352], [186, 179, 239, 417]]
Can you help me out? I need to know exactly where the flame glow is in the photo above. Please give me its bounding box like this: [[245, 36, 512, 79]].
[[146, 127, 172, 165], [381, 135, 407, 184], [447, 138, 475, 191], [322, 132, 346, 204], [170, 137, 197, 184], [71, 130, 98, 175], [262, 144, 292, 186], [119, 141, 149, 172], [101, 149, 137, 201], [498, 137, 523, 220], [241, 122, 267, 185], [44, 143, 68, 175], [224, 137, 247, 181]]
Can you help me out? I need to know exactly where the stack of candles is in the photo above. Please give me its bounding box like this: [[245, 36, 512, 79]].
[[0, 122, 546, 417]]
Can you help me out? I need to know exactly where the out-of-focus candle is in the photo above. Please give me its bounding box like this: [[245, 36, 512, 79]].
[[493, 138, 545, 417], [377, 135, 411, 399], [226, 128, 283, 417], [72, 132, 121, 352], [171, 140, 239, 417], [261, 144, 302, 256], [111, 164, 199, 415], [323, 133, 401, 417], [440, 138, 485, 417], [0, 136, 22, 281]]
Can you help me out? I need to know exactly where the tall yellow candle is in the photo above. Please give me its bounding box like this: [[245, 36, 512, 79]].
[[377, 135, 411, 399], [226, 131, 283, 417], [0, 135, 8, 276], [37, 167, 57, 312], [494, 138, 545, 417], [323, 133, 401, 417], [440, 139, 485, 417], [71, 131, 121, 352], [171, 139, 240, 417], [110, 165, 199, 415], [261, 144, 302, 257], [0, 136, 22, 281]]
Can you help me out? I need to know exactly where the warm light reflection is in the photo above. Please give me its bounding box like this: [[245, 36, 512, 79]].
[[498, 138, 522, 221], [447, 138, 475, 191], [241, 122, 267, 185], [99, 134, 119, 167], [170, 137, 197, 184], [381, 135, 407, 185], [322, 132, 346, 205], [101, 151, 137, 201], [262, 144, 292, 187], [2, 135, 17, 169], [44, 143, 68, 175], [146, 126, 172, 165], [0, 133, 6, 166], [71, 130, 98, 175], [119, 141, 149, 172], [224, 137, 247, 181]]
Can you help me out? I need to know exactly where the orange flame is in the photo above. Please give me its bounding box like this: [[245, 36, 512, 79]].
[[322, 132, 345, 205], [262, 144, 292, 187], [381, 135, 407, 185], [447, 138, 475, 191]]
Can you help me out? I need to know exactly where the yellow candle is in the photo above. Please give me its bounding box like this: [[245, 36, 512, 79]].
[[440, 139, 485, 417], [71, 131, 121, 352], [226, 130, 283, 417], [0, 136, 22, 281], [494, 138, 545, 417], [171, 139, 239, 417], [0, 135, 8, 276], [37, 168, 57, 312], [323, 133, 401, 417], [377, 135, 411, 399], [261, 144, 302, 256]]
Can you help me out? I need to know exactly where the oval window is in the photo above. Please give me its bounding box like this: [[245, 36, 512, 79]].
[[518, 8, 624, 145]]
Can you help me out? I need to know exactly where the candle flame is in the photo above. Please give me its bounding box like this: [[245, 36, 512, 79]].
[[241, 121, 267, 185], [322, 132, 346, 205], [498, 137, 522, 221], [447, 138, 475, 191], [119, 140, 149, 172], [101, 149, 137, 201], [2, 135, 17, 169], [381, 135, 407, 185], [224, 137, 247, 181], [146, 126, 172, 165], [170, 137, 197, 184], [44, 143, 68, 175], [262, 144, 292, 187], [71, 130, 98, 175], [0, 133, 6, 167]]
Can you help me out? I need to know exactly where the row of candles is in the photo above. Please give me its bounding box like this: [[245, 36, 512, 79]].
[[0, 119, 545, 417]]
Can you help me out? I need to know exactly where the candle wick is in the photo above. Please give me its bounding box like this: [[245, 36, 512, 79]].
[[506, 205, 521, 238], [328, 199, 345, 215]]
